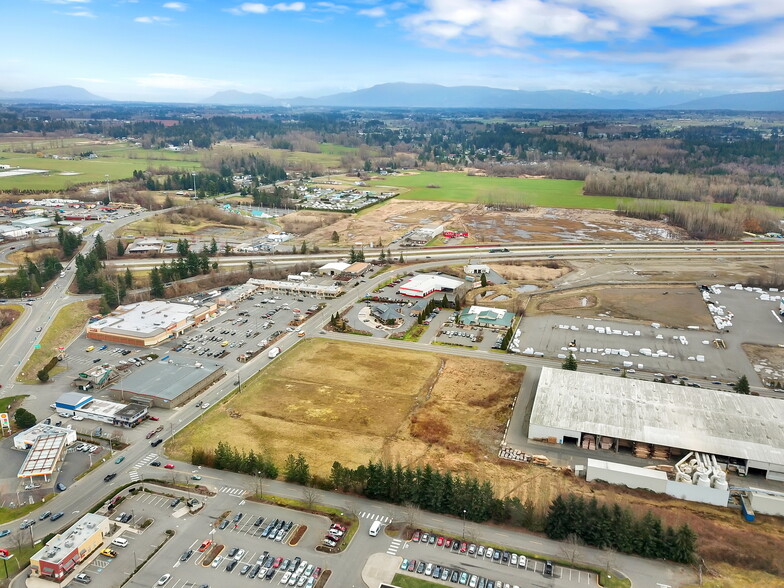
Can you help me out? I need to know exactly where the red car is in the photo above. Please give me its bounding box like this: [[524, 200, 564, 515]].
[[460, 541, 468, 553], [437, 536, 445, 546], [411, 530, 421, 542], [198, 539, 212, 552], [444, 538, 453, 548], [164, 464, 175, 469], [148, 416, 160, 421]]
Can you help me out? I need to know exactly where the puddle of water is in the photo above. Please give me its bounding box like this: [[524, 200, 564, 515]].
[[494, 295, 510, 301], [515, 285, 539, 293]]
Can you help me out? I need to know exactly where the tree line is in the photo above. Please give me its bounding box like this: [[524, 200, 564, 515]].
[[190, 444, 695, 564], [546, 494, 696, 564], [616, 199, 781, 240], [0, 255, 63, 298], [74, 235, 133, 313]]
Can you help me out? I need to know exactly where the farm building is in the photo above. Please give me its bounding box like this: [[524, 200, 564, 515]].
[[399, 274, 464, 298], [109, 358, 225, 408], [30, 514, 110, 582], [458, 305, 514, 328], [86, 300, 217, 347], [529, 367, 784, 480]]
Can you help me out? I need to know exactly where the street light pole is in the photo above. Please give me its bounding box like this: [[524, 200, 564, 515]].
[[192, 172, 197, 196], [105, 174, 111, 203], [461, 509, 467, 540]]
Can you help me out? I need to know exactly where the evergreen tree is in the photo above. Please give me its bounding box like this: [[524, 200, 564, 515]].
[[116, 240, 125, 256], [736, 374, 750, 394], [149, 267, 165, 298], [124, 267, 133, 289], [14, 408, 36, 428], [671, 524, 697, 564], [562, 352, 578, 371], [331, 231, 339, 243], [480, 272, 488, 287], [94, 233, 108, 260], [177, 239, 190, 256], [209, 237, 218, 255]]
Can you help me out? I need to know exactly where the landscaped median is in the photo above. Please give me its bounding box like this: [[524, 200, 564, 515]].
[[18, 298, 100, 384]]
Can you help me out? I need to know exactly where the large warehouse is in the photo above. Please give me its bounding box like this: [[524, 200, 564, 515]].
[[109, 358, 225, 408], [86, 300, 217, 346], [529, 367, 784, 480]]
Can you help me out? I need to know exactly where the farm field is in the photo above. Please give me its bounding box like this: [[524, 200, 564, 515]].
[[0, 141, 202, 191], [369, 171, 620, 209]]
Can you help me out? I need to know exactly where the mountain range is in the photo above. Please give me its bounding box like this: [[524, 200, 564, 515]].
[[2, 83, 784, 110], [0, 85, 110, 103]]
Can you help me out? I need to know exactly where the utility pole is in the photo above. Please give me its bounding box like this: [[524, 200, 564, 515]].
[[105, 174, 111, 203], [461, 509, 467, 540]]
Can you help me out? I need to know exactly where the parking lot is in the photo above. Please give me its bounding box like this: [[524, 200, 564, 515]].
[[124, 487, 333, 588], [394, 530, 595, 588]]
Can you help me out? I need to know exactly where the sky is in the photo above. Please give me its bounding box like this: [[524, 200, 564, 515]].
[[2, 0, 784, 101]]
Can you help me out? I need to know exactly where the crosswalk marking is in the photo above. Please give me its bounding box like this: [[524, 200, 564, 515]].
[[359, 511, 391, 523], [134, 453, 158, 468], [387, 538, 402, 555], [220, 486, 245, 496], [128, 470, 140, 481]]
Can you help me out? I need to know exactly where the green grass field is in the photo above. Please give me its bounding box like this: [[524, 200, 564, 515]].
[[0, 142, 202, 191], [369, 171, 621, 209]]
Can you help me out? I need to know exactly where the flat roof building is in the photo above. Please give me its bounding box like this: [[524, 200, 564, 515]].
[[30, 514, 110, 582], [86, 300, 216, 347], [399, 274, 464, 298], [127, 238, 164, 254], [14, 423, 77, 450], [529, 367, 784, 479], [318, 262, 350, 276], [109, 358, 225, 408], [459, 305, 514, 328]]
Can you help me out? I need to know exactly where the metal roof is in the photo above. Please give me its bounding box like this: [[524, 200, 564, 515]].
[[56, 392, 93, 409], [18, 434, 67, 478], [110, 358, 224, 401], [531, 367, 784, 468]]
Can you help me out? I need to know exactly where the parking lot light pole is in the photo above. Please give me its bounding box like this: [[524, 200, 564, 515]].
[[461, 509, 467, 540]]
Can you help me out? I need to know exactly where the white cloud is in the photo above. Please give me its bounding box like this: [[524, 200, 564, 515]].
[[134, 15, 172, 23], [402, 0, 784, 49], [64, 8, 95, 17], [134, 73, 234, 91], [273, 2, 305, 11], [162, 2, 187, 11], [228, 2, 306, 14], [313, 1, 348, 12], [358, 6, 385, 17], [43, 0, 90, 4]]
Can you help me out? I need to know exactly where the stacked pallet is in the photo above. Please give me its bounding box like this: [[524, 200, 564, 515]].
[[651, 445, 670, 460], [633, 442, 651, 458], [599, 436, 613, 450]]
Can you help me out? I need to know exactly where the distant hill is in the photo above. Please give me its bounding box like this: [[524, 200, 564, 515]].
[[671, 90, 784, 111], [312, 83, 637, 109], [201, 90, 282, 106], [0, 85, 110, 103]]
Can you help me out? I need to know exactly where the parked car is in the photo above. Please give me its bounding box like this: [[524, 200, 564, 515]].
[[0, 530, 10, 538], [56, 482, 66, 491], [157, 574, 171, 586], [74, 573, 92, 584], [101, 548, 117, 558]]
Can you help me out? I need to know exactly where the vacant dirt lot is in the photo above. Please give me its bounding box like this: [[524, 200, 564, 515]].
[[530, 285, 715, 329], [169, 339, 524, 479], [290, 199, 686, 246], [742, 343, 784, 388]]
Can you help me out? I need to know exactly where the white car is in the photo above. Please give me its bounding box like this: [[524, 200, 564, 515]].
[[280, 572, 291, 584], [201, 403, 210, 409], [518, 555, 527, 568], [234, 548, 245, 561], [211, 555, 223, 568], [72, 415, 85, 421], [157, 574, 171, 586]]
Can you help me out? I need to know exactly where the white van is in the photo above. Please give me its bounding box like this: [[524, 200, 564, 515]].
[[368, 520, 382, 537], [111, 537, 128, 548]]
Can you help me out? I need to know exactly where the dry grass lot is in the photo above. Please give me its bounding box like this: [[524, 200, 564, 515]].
[[530, 285, 715, 329], [7, 247, 62, 266], [170, 338, 524, 479]]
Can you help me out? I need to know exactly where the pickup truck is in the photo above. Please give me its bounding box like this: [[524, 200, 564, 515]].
[[268, 347, 281, 359]]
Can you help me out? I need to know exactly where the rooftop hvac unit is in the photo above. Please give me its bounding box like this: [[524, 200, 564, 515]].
[[64, 540, 73, 548]]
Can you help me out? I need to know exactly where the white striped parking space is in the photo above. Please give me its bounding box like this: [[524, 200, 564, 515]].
[[387, 538, 402, 555], [359, 511, 391, 523]]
